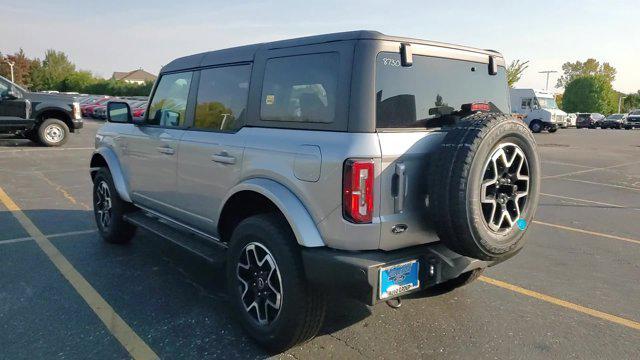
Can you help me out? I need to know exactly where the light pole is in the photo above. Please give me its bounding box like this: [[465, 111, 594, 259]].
[[539, 70, 558, 90], [2, 57, 15, 83], [618, 95, 627, 113]]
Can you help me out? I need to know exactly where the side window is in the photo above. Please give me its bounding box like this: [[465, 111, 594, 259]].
[[521, 98, 531, 109], [194, 65, 251, 131], [0, 79, 8, 96], [260, 53, 339, 124], [147, 71, 193, 127]]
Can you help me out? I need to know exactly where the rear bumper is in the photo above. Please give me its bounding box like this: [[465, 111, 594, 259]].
[[302, 243, 493, 305], [625, 122, 640, 128]]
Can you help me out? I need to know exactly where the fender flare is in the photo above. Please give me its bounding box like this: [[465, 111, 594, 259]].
[[221, 178, 325, 247], [90, 147, 132, 203], [33, 105, 73, 126]]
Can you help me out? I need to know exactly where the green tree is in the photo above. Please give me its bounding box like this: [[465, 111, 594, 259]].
[[506, 60, 529, 87], [33, 50, 76, 90], [556, 58, 616, 88], [2, 47, 154, 96], [562, 75, 617, 114], [59, 70, 96, 92], [621, 91, 640, 113]]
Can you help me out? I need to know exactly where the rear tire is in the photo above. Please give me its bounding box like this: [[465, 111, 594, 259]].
[[226, 214, 326, 353], [92, 168, 136, 244], [548, 127, 558, 133], [428, 113, 540, 261], [38, 118, 69, 147]]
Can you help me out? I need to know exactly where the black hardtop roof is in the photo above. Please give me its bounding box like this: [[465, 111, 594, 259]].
[[161, 30, 503, 73]]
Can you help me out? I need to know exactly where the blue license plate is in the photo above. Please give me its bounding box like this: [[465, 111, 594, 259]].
[[379, 260, 420, 300]]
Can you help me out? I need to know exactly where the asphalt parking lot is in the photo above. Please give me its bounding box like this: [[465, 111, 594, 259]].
[[1, 120, 639, 359]]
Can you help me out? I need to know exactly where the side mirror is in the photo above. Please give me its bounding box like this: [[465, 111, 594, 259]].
[[107, 101, 132, 123]]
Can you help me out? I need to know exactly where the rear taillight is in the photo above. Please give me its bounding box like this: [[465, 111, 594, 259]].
[[343, 159, 374, 223], [461, 102, 491, 113]]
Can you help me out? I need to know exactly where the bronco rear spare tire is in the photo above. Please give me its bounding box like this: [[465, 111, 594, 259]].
[[428, 113, 540, 261]]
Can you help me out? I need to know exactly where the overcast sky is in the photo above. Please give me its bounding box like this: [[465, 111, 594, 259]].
[[1, 0, 638, 93]]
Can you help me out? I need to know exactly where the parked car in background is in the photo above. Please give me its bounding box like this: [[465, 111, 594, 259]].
[[576, 113, 603, 129], [510, 88, 566, 133], [625, 110, 640, 129], [592, 113, 605, 127], [566, 113, 577, 127], [93, 104, 108, 119], [132, 106, 145, 121], [601, 113, 627, 129], [0, 75, 83, 146], [82, 97, 110, 117]]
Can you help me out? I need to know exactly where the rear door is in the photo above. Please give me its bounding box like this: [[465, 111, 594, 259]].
[[175, 64, 251, 233], [124, 71, 193, 218], [374, 49, 510, 250]]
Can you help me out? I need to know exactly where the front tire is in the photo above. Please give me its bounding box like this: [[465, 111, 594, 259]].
[[93, 168, 136, 244], [226, 214, 326, 353], [529, 120, 542, 133], [38, 118, 69, 146], [548, 127, 558, 133]]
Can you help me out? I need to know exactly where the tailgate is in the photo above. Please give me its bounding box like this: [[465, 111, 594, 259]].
[[377, 131, 444, 250]]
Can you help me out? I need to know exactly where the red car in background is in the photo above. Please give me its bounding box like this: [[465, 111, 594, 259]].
[[81, 97, 110, 117], [130, 101, 147, 119]]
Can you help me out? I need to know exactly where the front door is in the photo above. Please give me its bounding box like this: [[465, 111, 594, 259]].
[[124, 71, 194, 219]]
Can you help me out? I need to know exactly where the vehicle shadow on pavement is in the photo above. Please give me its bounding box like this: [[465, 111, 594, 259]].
[[0, 136, 40, 148], [2, 209, 374, 358]]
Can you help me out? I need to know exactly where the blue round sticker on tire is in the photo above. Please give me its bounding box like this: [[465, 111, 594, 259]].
[[516, 218, 527, 230]]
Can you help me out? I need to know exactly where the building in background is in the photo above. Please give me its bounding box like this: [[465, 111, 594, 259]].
[[111, 69, 156, 84]]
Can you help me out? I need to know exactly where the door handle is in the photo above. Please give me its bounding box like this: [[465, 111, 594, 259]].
[[156, 146, 175, 155], [211, 152, 236, 165], [393, 162, 407, 213]]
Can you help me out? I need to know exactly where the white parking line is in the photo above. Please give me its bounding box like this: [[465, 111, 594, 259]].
[[542, 160, 593, 169], [542, 160, 640, 179], [540, 192, 638, 210], [533, 220, 640, 245], [0, 147, 94, 153], [561, 178, 640, 192], [0, 229, 97, 245]]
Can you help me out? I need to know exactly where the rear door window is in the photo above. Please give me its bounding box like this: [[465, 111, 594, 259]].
[[260, 53, 339, 124], [375, 52, 509, 129], [147, 71, 193, 127], [194, 65, 251, 131]]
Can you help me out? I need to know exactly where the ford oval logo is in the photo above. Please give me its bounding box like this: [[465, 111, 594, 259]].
[[391, 224, 408, 234]]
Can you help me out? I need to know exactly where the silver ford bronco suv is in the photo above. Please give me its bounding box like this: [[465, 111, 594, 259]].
[[91, 31, 540, 352]]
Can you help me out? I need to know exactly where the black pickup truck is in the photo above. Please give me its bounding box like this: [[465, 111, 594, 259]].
[[0, 75, 83, 146]]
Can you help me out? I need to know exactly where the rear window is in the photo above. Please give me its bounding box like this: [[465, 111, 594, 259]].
[[631, 110, 640, 115], [375, 52, 509, 128], [260, 53, 338, 124]]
